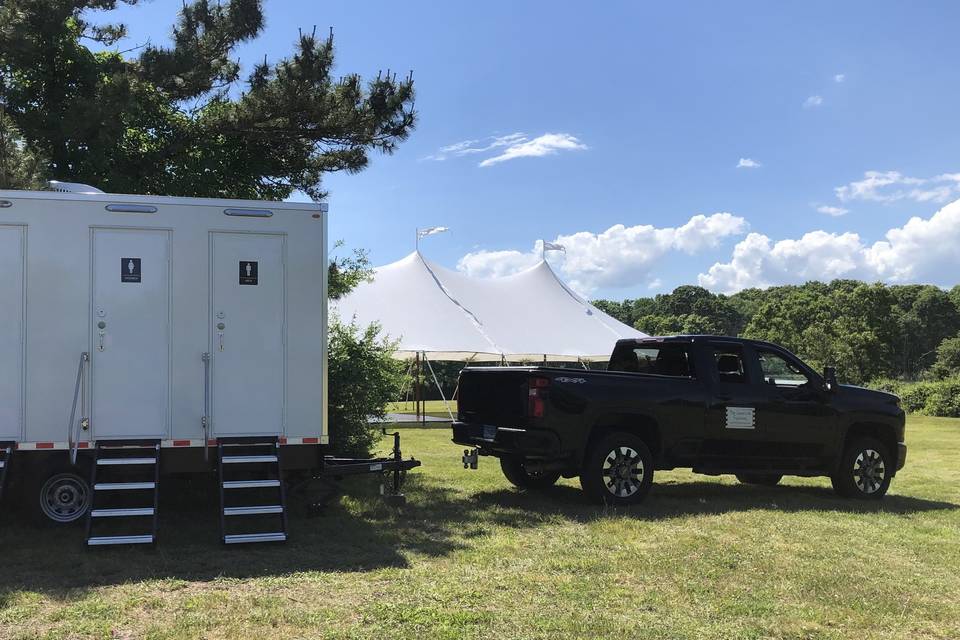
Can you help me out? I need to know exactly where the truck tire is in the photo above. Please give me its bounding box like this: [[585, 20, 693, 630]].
[[580, 432, 654, 506], [736, 473, 782, 486], [831, 436, 892, 500], [499, 457, 561, 490], [28, 470, 92, 526]]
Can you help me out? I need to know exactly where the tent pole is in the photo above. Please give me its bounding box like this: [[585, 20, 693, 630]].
[[415, 352, 421, 423], [423, 353, 455, 421]]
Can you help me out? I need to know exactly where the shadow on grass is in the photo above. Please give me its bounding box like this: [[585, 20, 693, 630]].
[[0, 470, 955, 598]]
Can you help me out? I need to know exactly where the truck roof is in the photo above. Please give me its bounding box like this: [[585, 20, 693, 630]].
[[618, 334, 789, 351]]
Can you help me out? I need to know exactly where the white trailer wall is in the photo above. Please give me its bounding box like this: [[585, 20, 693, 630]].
[[0, 191, 327, 446]]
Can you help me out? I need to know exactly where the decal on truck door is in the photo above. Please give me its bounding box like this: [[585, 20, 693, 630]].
[[239, 261, 259, 285], [725, 406, 755, 430], [121, 258, 141, 283]]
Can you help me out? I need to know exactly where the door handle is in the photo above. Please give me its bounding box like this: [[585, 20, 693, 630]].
[[218, 332, 224, 351], [217, 322, 225, 351], [97, 320, 107, 351]]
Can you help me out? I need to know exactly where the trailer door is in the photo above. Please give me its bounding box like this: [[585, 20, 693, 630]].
[[210, 232, 286, 436], [91, 228, 171, 439], [0, 225, 26, 441]]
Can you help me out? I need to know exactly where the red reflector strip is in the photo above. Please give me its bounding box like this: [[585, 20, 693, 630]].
[[36, 442, 54, 449], [172, 440, 191, 447], [302, 437, 319, 444]]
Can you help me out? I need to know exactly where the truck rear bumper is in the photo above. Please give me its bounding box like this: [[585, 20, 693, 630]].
[[452, 422, 562, 459]]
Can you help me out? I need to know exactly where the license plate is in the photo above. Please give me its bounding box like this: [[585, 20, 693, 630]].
[[482, 425, 498, 441]]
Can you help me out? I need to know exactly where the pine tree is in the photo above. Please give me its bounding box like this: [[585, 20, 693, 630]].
[[0, 0, 416, 200]]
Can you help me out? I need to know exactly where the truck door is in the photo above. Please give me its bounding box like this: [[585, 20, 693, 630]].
[[702, 342, 770, 462], [752, 347, 837, 463], [210, 232, 286, 437], [0, 225, 26, 441], [91, 228, 171, 439]]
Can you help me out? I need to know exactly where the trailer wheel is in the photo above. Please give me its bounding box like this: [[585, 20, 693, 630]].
[[32, 471, 91, 525], [736, 473, 782, 486], [499, 457, 560, 490], [831, 437, 891, 500], [580, 432, 654, 506]]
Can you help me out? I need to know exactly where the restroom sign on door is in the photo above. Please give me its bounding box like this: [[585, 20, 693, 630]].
[[239, 261, 259, 285], [121, 258, 142, 283]]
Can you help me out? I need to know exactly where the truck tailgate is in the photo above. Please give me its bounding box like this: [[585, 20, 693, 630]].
[[457, 369, 530, 427]]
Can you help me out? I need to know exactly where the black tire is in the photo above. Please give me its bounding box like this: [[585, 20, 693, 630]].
[[499, 457, 561, 490], [580, 432, 654, 506], [831, 437, 892, 500], [28, 470, 92, 526], [736, 473, 783, 486]]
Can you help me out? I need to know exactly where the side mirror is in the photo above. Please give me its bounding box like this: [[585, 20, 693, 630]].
[[823, 366, 838, 393]]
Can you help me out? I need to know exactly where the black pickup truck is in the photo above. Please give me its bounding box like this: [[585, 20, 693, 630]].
[[453, 336, 907, 505]]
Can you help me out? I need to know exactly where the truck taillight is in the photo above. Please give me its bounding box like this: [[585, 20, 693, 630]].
[[528, 377, 549, 418]]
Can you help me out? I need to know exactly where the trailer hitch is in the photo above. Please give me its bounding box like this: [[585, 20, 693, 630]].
[[463, 448, 479, 470]]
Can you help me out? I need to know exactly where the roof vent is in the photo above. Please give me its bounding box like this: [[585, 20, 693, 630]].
[[47, 180, 105, 194]]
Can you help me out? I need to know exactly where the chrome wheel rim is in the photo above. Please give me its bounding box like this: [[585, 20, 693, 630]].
[[40, 474, 90, 523], [853, 449, 886, 494], [602, 446, 644, 498]]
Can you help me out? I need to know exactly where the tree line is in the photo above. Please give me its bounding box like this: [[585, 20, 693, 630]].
[[593, 282, 960, 386]]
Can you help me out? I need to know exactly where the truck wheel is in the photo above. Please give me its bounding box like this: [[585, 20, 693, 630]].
[[580, 432, 654, 506], [831, 437, 891, 500], [736, 473, 782, 486], [499, 457, 561, 490], [30, 471, 92, 525]]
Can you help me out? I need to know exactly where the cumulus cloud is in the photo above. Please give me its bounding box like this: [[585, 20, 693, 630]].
[[834, 170, 960, 204], [458, 213, 748, 294], [803, 95, 824, 108], [834, 73, 846, 83], [699, 197, 960, 293], [737, 158, 762, 169], [816, 205, 849, 216], [423, 132, 586, 166]]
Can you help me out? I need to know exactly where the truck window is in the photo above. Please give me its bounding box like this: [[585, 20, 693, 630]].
[[757, 350, 810, 387], [608, 343, 694, 377], [712, 346, 747, 383]]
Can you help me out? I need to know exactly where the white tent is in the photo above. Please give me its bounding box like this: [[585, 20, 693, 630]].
[[333, 251, 648, 362]]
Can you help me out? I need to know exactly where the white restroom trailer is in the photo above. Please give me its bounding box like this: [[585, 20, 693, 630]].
[[0, 187, 330, 544]]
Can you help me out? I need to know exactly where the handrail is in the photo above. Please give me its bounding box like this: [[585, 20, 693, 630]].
[[68, 352, 90, 465], [202, 352, 211, 462]]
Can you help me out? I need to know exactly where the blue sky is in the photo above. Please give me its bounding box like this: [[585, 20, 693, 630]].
[[100, 1, 960, 299]]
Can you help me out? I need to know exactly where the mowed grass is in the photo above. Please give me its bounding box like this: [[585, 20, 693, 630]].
[[1, 417, 959, 639]]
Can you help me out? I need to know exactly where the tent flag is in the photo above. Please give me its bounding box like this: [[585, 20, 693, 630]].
[[417, 226, 449, 239], [542, 241, 565, 252]]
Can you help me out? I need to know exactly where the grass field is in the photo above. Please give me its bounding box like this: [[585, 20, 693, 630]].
[[2, 417, 959, 639], [387, 399, 457, 419]]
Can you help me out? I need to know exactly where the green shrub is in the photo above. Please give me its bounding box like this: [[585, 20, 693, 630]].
[[921, 377, 960, 418], [900, 382, 935, 414], [867, 378, 906, 397], [327, 315, 408, 457]]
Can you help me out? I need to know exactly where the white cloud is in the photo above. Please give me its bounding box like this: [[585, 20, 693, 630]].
[[835, 170, 960, 204], [699, 197, 960, 293], [803, 95, 824, 108], [816, 205, 849, 216], [834, 73, 846, 83], [478, 133, 587, 167], [458, 213, 748, 295], [737, 158, 762, 169], [423, 132, 586, 166]]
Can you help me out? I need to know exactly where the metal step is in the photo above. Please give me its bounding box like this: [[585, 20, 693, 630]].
[[91, 507, 155, 518], [0, 460, 5, 469], [97, 457, 156, 466], [87, 535, 155, 546], [95, 481, 156, 491], [224, 505, 284, 516], [222, 455, 278, 464], [223, 479, 281, 489], [223, 532, 287, 544]]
